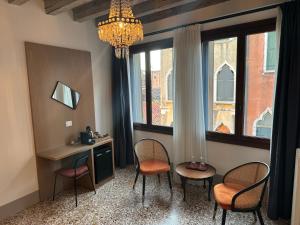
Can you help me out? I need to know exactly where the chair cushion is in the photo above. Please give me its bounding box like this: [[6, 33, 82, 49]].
[[214, 183, 259, 210], [140, 159, 170, 175], [57, 165, 89, 178]]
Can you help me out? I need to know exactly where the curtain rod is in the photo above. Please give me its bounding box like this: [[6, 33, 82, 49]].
[[144, 3, 284, 37]]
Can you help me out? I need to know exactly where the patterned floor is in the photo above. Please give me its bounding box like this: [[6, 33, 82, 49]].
[[0, 167, 289, 225]]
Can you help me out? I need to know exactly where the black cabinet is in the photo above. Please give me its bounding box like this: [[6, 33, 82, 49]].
[[94, 146, 113, 184]]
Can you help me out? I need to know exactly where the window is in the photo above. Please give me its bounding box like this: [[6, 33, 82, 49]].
[[204, 19, 277, 149], [216, 63, 235, 103], [254, 109, 273, 138], [207, 38, 237, 134], [130, 39, 173, 134], [244, 32, 275, 139], [264, 31, 276, 72]]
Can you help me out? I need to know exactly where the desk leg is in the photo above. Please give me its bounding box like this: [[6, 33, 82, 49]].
[[208, 177, 213, 201], [180, 176, 186, 201]]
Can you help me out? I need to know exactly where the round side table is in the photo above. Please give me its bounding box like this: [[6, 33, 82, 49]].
[[175, 162, 216, 201]]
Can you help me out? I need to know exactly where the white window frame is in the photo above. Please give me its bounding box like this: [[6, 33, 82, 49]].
[[213, 61, 236, 104]]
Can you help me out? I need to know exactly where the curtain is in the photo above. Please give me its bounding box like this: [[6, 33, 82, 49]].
[[173, 25, 207, 171], [112, 50, 134, 168], [268, 1, 300, 220]]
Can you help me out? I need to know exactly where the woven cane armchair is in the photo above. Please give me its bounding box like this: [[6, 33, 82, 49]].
[[213, 162, 270, 225], [133, 139, 172, 197]]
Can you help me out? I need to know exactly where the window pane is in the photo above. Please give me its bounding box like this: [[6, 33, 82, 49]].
[[244, 32, 275, 138], [150, 48, 173, 127], [207, 38, 237, 134], [131, 52, 147, 124]]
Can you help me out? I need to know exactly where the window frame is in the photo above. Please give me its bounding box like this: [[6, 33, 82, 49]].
[[130, 38, 174, 135], [129, 19, 276, 149], [203, 18, 276, 150]]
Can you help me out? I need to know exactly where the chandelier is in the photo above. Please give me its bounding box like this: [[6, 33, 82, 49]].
[[98, 0, 144, 58]]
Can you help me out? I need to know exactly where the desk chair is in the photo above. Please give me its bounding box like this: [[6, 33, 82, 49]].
[[133, 139, 172, 198], [52, 152, 96, 207], [213, 162, 270, 225]]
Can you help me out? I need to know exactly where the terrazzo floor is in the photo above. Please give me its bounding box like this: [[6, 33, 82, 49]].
[[0, 167, 289, 225]]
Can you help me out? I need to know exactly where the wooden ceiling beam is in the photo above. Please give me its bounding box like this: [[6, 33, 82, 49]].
[[140, 0, 229, 24], [95, 0, 229, 25], [44, 0, 93, 15], [73, 0, 111, 22], [8, 0, 30, 5], [74, 0, 189, 23]]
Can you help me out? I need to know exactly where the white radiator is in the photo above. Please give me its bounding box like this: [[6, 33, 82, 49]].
[[292, 149, 300, 225]]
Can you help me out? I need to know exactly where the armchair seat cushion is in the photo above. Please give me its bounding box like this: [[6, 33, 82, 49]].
[[140, 159, 170, 175], [57, 165, 89, 178], [214, 183, 259, 210]]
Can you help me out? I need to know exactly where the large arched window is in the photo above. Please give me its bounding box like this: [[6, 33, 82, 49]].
[[167, 70, 173, 101], [254, 109, 273, 138], [215, 63, 235, 102]]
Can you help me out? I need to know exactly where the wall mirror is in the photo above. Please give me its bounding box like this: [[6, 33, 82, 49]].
[[51, 81, 80, 109]]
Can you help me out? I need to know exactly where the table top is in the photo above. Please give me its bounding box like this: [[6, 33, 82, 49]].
[[37, 137, 113, 161], [175, 162, 216, 180]]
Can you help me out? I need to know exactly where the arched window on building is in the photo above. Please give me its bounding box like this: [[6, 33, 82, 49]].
[[215, 63, 235, 102], [167, 70, 173, 101], [254, 109, 273, 138]]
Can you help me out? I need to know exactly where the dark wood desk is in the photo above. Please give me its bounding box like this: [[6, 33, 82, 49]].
[[36, 137, 114, 200]]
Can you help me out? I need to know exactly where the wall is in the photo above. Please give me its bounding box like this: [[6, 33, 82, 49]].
[[133, 0, 283, 175], [0, 0, 111, 207]]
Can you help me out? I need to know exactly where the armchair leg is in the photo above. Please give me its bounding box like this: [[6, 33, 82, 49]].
[[142, 175, 146, 197], [256, 209, 265, 225], [74, 178, 78, 207], [167, 172, 172, 190], [253, 211, 257, 222], [212, 202, 218, 219], [52, 174, 57, 201], [221, 209, 227, 225], [133, 170, 139, 189], [157, 174, 161, 184]]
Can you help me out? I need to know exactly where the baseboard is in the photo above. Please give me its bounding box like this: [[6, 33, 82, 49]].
[[0, 191, 39, 220]]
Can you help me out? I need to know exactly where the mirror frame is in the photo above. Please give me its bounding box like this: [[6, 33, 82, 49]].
[[51, 81, 80, 110]]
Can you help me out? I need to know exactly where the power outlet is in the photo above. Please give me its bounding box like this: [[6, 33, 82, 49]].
[[65, 121, 72, 127]]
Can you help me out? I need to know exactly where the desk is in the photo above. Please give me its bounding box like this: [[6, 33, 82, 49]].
[[37, 137, 113, 160], [36, 137, 114, 201]]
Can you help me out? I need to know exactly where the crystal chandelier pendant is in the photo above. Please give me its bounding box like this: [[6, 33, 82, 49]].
[[97, 0, 144, 59]]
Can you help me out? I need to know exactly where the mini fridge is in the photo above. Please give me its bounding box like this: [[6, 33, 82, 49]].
[[94, 145, 113, 184]]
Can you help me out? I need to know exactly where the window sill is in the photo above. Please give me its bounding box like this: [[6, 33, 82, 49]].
[[206, 131, 270, 150], [133, 123, 173, 135], [132, 125, 270, 150]]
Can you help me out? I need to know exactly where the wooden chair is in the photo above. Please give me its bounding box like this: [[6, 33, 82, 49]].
[[213, 162, 270, 225], [52, 152, 96, 207], [133, 139, 172, 197]]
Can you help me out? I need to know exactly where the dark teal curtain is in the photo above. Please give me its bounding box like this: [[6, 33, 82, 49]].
[[268, 0, 300, 220], [112, 50, 134, 168]]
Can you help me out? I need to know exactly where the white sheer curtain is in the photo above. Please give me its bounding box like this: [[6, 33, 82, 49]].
[[173, 25, 207, 169]]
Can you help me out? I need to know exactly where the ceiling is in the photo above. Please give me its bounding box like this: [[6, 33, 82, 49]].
[[9, 0, 229, 26]]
